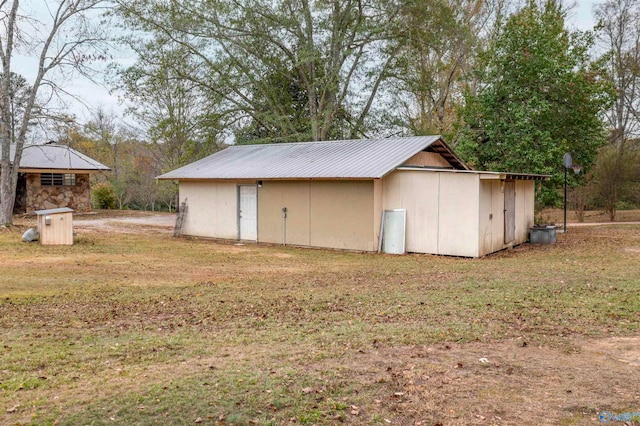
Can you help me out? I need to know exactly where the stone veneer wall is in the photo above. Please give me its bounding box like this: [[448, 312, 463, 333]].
[[26, 173, 91, 212]]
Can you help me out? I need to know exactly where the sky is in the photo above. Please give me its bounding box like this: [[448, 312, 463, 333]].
[[13, 0, 602, 129], [569, 0, 599, 29]]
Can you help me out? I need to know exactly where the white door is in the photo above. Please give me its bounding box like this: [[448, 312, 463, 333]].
[[238, 185, 257, 240]]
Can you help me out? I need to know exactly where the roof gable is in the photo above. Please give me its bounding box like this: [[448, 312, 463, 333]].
[[158, 136, 469, 180]]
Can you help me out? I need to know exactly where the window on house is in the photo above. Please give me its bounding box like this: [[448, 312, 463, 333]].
[[40, 173, 76, 186]]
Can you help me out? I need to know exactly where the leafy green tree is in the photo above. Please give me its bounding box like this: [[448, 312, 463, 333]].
[[116, 0, 405, 143], [91, 181, 116, 209], [117, 41, 223, 170], [232, 68, 314, 144], [233, 65, 353, 144], [456, 0, 614, 203]]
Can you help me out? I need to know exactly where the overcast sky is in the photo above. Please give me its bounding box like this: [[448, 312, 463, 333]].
[[14, 0, 602, 127]]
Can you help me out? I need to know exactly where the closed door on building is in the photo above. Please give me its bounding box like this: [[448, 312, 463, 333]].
[[504, 181, 516, 243], [238, 185, 258, 240]]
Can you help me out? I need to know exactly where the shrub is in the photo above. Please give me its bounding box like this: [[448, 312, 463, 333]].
[[92, 182, 116, 209], [568, 184, 592, 222]]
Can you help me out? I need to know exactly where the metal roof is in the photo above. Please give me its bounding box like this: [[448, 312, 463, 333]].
[[34, 207, 74, 215], [4, 143, 110, 171], [158, 136, 469, 180]]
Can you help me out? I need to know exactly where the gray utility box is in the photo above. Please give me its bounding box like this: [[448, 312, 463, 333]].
[[529, 226, 557, 245]]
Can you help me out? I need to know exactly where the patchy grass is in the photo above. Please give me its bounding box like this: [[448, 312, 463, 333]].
[[1, 223, 640, 425]]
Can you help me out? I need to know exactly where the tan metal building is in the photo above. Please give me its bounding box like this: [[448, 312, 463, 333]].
[[158, 136, 547, 257]]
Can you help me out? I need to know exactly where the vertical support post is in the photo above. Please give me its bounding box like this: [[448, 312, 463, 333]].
[[564, 167, 567, 233]]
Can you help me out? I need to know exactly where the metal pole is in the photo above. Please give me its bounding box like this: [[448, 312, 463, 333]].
[[564, 167, 567, 233], [282, 207, 287, 246]]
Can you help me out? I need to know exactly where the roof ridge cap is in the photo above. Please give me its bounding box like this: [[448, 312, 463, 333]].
[[230, 135, 441, 148]]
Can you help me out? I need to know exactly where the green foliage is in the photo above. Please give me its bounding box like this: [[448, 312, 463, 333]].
[[91, 182, 116, 210], [117, 43, 223, 170], [456, 0, 614, 204], [116, 0, 404, 142], [233, 68, 316, 144]]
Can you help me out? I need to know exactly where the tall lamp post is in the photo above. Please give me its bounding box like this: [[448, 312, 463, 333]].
[[563, 152, 582, 233]]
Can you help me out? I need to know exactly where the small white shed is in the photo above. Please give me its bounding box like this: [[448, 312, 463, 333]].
[[34, 207, 74, 245], [158, 136, 548, 257]]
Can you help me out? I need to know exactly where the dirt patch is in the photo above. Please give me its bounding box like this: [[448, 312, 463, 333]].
[[313, 335, 640, 425], [73, 213, 175, 234], [272, 253, 294, 258]]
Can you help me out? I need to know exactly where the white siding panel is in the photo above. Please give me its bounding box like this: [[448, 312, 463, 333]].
[[179, 181, 238, 239], [382, 171, 439, 254]]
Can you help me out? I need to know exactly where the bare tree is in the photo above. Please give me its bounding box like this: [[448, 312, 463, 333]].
[[82, 107, 129, 179], [0, 0, 110, 225], [391, 0, 500, 137], [595, 0, 640, 149]]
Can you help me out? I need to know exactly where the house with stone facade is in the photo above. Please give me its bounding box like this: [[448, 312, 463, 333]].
[[3, 143, 110, 214]]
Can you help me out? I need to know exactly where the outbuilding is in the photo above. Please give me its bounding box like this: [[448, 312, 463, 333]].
[[2, 142, 110, 214], [158, 136, 548, 257], [34, 207, 74, 245]]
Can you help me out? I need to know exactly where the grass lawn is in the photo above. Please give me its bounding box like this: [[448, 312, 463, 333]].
[[1, 221, 639, 425]]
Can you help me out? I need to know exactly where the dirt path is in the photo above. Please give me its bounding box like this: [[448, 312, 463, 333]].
[[73, 212, 175, 234], [567, 221, 640, 227]]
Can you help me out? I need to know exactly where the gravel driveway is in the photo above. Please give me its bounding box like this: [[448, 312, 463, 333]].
[[73, 212, 175, 234]]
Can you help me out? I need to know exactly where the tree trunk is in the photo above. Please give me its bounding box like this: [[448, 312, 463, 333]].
[[0, 169, 14, 225]]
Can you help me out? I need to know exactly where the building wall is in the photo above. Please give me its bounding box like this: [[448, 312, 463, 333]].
[[381, 171, 440, 254], [25, 173, 91, 213], [381, 170, 480, 257], [178, 174, 536, 257], [180, 180, 376, 251], [179, 181, 240, 239], [403, 151, 452, 168], [436, 173, 480, 257], [258, 181, 310, 246], [517, 180, 536, 243], [258, 180, 375, 251], [373, 180, 383, 249], [478, 179, 536, 257], [309, 181, 374, 251]]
